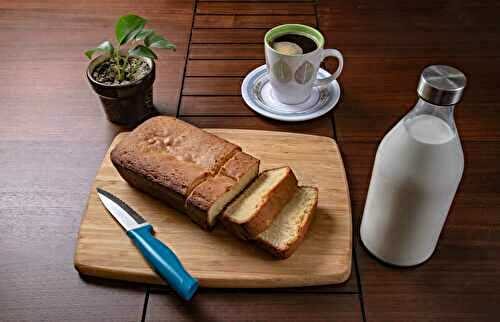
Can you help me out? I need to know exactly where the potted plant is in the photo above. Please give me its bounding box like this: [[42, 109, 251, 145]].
[[85, 14, 175, 127]]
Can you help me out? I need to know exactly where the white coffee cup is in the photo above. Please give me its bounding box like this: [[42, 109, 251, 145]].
[[264, 24, 343, 105]]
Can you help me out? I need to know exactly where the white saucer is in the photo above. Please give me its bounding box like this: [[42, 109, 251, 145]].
[[241, 64, 341, 122]]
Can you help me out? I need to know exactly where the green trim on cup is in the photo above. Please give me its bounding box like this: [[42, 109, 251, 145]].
[[265, 24, 324, 56]]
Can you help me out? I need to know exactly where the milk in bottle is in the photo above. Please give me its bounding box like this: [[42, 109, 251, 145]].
[[360, 65, 467, 266]]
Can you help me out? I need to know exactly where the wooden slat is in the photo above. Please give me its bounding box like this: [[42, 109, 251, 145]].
[[0, 141, 147, 322], [189, 44, 264, 59], [183, 77, 243, 96], [181, 116, 334, 138], [318, 2, 500, 32], [146, 292, 363, 322], [194, 15, 316, 29], [180, 96, 255, 116], [186, 60, 263, 76], [197, 2, 315, 15], [357, 227, 499, 322], [325, 57, 500, 142], [323, 31, 500, 58], [198, 0, 314, 2], [0, 0, 194, 14], [191, 28, 267, 44]]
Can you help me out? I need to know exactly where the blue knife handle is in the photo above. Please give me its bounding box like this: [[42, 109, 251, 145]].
[[127, 225, 199, 301]]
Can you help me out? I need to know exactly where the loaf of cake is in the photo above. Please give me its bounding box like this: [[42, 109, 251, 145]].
[[221, 167, 298, 240], [110, 116, 259, 229]]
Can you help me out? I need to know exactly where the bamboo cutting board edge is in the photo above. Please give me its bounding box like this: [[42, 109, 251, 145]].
[[74, 129, 352, 288]]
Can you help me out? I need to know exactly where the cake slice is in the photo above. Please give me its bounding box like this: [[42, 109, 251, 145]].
[[255, 186, 318, 259], [221, 166, 297, 239], [185, 152, 259, 229]]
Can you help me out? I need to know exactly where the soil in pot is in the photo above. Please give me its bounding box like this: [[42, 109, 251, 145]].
[[92, 56, 151, 85]]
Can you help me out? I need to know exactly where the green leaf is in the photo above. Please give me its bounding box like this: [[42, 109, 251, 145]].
[[115, 14, 148, 45], [128, 45, 158, 60], [145, 32, 176, 50], [135, 28, 154, 41], [122, 26, 145, 44], [84, 41, 114, 59]]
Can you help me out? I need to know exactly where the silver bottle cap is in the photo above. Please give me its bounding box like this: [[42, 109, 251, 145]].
[[417, 65, 467, 106]]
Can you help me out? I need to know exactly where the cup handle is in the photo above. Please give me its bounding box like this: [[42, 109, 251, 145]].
[[314, 49, 344, 87]]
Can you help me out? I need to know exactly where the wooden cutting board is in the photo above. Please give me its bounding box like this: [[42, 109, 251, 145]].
[[74, 129, 352, 288]]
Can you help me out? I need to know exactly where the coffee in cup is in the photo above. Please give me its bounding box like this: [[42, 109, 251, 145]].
[[271, 33, 318, 55], [264, 24, 343, 105]]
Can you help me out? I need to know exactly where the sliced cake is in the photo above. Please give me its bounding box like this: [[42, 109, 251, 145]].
[[221, 166, 297, 239], [255, 186, 318, 259], [185, 152, 260, 229]]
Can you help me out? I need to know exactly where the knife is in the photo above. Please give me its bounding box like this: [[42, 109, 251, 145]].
[[96, 188, 199, 301]]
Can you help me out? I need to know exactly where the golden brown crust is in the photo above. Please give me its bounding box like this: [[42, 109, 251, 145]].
[[111, 148, 210, 196], [186, 175, 235, 213], [255, 186, 319, 259], [111, 116, 240, 197], [185, 153, 260, 228], [183, 205, 213, 230], [112, 162, 186, 212], [219, 152, 260, 181], [222, 166, 298, 239]]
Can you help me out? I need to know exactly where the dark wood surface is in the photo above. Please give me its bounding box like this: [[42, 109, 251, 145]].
[[0, 1, 498, 322]]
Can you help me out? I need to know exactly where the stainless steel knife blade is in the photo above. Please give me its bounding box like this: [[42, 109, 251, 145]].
[[96, 188, 148, 231]]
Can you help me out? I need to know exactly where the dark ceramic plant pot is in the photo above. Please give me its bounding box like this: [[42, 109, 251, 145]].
[[87, 55, 158, 127]]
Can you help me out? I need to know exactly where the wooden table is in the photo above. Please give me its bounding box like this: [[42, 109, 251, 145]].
[[0, 1, 498, 321]]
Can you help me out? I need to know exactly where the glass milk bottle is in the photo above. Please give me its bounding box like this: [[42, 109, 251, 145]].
[[360, 65, 467, 266]]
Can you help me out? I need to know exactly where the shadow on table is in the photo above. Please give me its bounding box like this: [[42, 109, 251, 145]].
[[78, 273, 147, 292]]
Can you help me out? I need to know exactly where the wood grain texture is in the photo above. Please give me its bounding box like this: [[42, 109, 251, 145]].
[[323, 57, 500, 142], [148, 276, 359, 294], [319, 1, 500, 143], [75, 129, 352, 287], [180, 96, 256, 116], [180, 116, 334, 137], [186, 59, 263, 76], [197, 2, 315, 15], [189, 43, 264, 59], [318, 1, 500, 32], [194, 15, 316, 29], [199, 0, 314, 2], [183, 77, 243, 95], [0, 141, 147, 322], [146, 292, 363, 322], [191, 28, 267, 43]]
